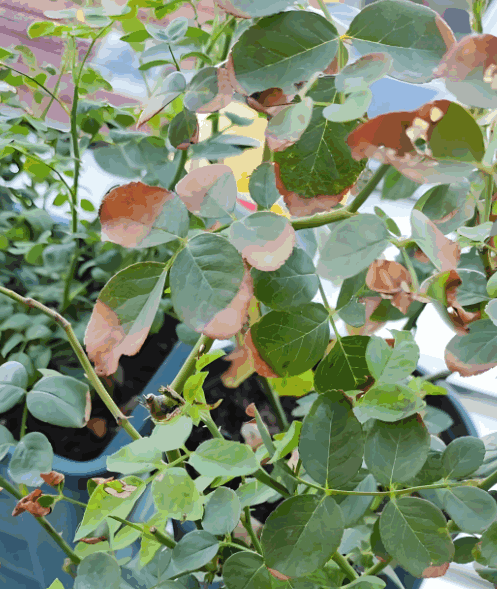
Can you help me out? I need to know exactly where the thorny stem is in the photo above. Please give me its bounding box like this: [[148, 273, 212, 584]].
[[0, 286, 141, 441], [242, 506, 263, 553], [0, 474, 81, 565]]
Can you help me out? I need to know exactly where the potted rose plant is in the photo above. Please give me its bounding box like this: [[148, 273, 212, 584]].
[[2, 0, 497, 588]]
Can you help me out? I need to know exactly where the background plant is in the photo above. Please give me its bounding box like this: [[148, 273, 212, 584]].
[[3, 0, 497, 588]]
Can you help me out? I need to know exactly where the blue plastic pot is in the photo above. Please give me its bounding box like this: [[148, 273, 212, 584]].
[[0, 341, 192, 589]]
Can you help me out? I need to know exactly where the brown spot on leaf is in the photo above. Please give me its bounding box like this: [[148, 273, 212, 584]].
[[226, 54, 248, 96], [12, 489, 51, 518], [347, 297, 386, 336], [92, 476, 114, 485], [196, 67, 234, 113], [245, 329, 280, 378], [347, 100, 453, 183], [104, 482, 137, 499], [175, 163, 235, 215], [84, 300, 151, 376], [268, 568, 291, 581], [445, 270, 481, 334], [87, 417, 108, 438], [274, 162, 348, 217], [99, 182, 176, 248], [40, 471, 65, 487], [421, 562, 450, 578], [79, 536, 108, 545], [366, 260, 414, 314], [201, 268, 254, 339], [433, 34, 497, 82], [247, 88, 296, 118]]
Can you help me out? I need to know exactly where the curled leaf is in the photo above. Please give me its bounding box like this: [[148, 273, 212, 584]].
[[79, 536, 108, 545], [40, 471, 64, 487], [202, 268, 254, 339], [366, 260, 414, 314], [99, 182, 188, 249], [246, 88, 296, 117], [104, 482, 137, 498], [12, 489, 51, 517], [175, 164, 237, 218], [347, 100, 482, 183]]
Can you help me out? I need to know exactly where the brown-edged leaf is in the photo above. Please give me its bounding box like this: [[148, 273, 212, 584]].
[[104, 482, 137, 499], [246, 88, 296, 117], [175, 163, 237, 219], [366, 260, 414, 314], [348, 297, 386, 336], [79, 536, 108, 545], [184, 67, 233, 114], [84, 263, 168, 376], [40, 471, 64, 487], [12, 489, 51, 517], [347, 99, 479, 183], [422, 562, 450, 578], [228, 212, 296, 271], [434, 33, 497, 83], [99, 182, 189, 249], [411, 209, 460, 272], [202, 267, 254, 339], [265, 98, 313, 152]]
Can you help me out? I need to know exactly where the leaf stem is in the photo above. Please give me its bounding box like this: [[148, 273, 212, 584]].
[[316, 0, 334, 22], [0, 286, 141, 441], [347, 164, 390, 213], [363, 556, 394, 577], [257, 376, 289, 431], [219, 541, 259, 555], [20, 400, 29, 439], [241, 506, 263, 553], [483, 172, 494, 223], [400, 246, 419, 292], [168, 148, 189, 190], [478, 468, 497, 491], [290, 206, 355, 230], [332, 552, 358, 581], [149, 525, 177, 549]]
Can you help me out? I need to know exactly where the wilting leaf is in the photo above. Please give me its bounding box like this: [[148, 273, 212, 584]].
[[170, 233, 246, 334], [379, 497, 454, 577], [216, 0, 296, 18], [252, 247, 319, 310], [251, 303, 330, 377], [229, 212, 296, 271], [299, 390, 364, 488], [12, 488, 51, 518], [168, 109, 199, 150], [85, 263, 168, 376], [318, 214, 389, 281], [27, 374, 91, 428], [183, 67, 233, 113], [445, 318, 497, 376], [245, 86, 296, 116], [411, 210, 460, 272], [230, 11, 338, 95], [365, 416, 430, 486], [366, 260, 414, 314], [347, 0, 455, 84], [347, 100, 480, 184], [336, 52, 393, 93], [99, 182, 189, 249], [261, 495, 344, 577], [434, 33, 497, 108], [265, 98, 314, 152], [138, 72, 186, 127], [175, 164, 237, 219]]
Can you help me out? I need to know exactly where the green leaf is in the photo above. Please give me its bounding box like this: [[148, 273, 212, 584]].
[[443, 486, 497, 533], [442, 436, 485, 478], [75, 476, 146, 541], [223, 552, 272, 589], [346, 577, 386, 589], [170, 234, 245, 333], [0, 360, 28, 412], [147, 17, 189, 44], [261, 495, 344, 577], [76, 525, 141, 560], [217, 0, 296, 17], [323, 90, 372, 123], [318, 215, 389, 281], [251, 303, 330, 377], [248, 163, 281, 210], [138, 72, 187, 126], [382, 167, 418, 201], [354, 383, 425, 423], [107, 416, 193, 474], [411, 209, 459, 272], [236, 478, 281, 508], [339, 474, 377, 527], [74, 552, 120, 589], [152, 467, 201, 519], [429, 103, 485, 162], [266, 98, 313, 149], [273, 105, 366, 200], [183, 67, 231, 113], [299, 390, 364, 488], [314, 335, 370, 394], [231, 11, 338, 95], [228, 212, 296, 272], [9, 432, 53, 486], [1, 334, 24, 358], [27, 374, 90, 428], [477, 521, 497, 567], [267, 371, 314, 398], [407, 449, 444, 486], [202, 487, 241, 535], [422, 406, 453, 435], [251, 247, 319, 311], [364, 415, 430, 486], [27, 21, 58, 39], [347, 0, 454, 84], [168, 109, 198, 150], [0, 424, 15, 461], [366, 332, 419, 384], [169, 531, 219, 576], [196, 349, 226, 371], [85, 262, 168, 376], [445, 319, 497, 376], [379, 497, 454, 577], [47, 580, 65, 589], [336, 53, 393, 93], [189, 439, 259, 477], [338, 299, 366, 328], [453, 536, 479, 564]]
